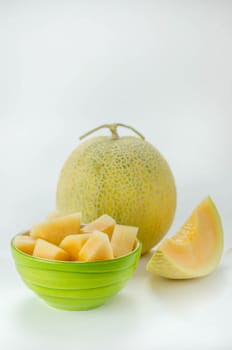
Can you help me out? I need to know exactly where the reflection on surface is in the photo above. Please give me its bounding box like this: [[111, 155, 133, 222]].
[[138, 249, 230, 317]]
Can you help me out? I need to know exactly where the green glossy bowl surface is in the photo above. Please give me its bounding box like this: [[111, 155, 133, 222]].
[[11, 232, 141, 310]]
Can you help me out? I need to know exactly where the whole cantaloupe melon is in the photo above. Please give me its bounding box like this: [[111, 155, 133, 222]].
[[56, 123, 176, 254]]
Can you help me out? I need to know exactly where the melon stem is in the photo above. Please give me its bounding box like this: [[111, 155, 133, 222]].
[[79, 123, 145, 140]]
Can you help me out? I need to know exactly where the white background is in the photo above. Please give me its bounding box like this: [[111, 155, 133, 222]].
[[1, 1, 232, 349]]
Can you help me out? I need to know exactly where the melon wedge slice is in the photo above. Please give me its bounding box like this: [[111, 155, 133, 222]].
[[30, 212, 81, 245], [78, 231, 114, 262], [146, 196, 224, 279], [33, 239, 70, 261], [60, 234, 91, 260], [81, 214, 116, 239]]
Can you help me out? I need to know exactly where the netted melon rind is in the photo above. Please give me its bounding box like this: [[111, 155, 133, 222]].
[[56, 136, 176, 254]]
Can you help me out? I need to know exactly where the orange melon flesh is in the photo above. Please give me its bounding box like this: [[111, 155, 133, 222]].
[[14, 235, 36, 255], [111, 224, 139, 258], [30, 212, 81, 245], [33, 239, 70, 261], [59, 234, 91, 261], [78, 231, 114, 262], [81, 214, 116, 239], [146, 196, 224, 279]]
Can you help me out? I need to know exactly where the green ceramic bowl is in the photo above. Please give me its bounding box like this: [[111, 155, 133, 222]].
[[11, 232, 141, 310]]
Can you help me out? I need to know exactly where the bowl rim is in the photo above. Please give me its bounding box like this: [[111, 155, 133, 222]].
[[11, 231, 142, 266]]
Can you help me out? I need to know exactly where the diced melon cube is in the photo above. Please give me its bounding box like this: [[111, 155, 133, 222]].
[[14, 234, 36, 255], [60, 234, 91, 261], [46, 210, 81, 221], [78, 231, 114, 262], [111, 224, 138, 258], [30, 212, 81, 245], [46, 210, 62, 221], [81, 214, 116, 239], [33, 239, 70, 261]]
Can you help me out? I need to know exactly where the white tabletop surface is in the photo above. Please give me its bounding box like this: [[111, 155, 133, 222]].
[[1, 1, 232, 349]]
